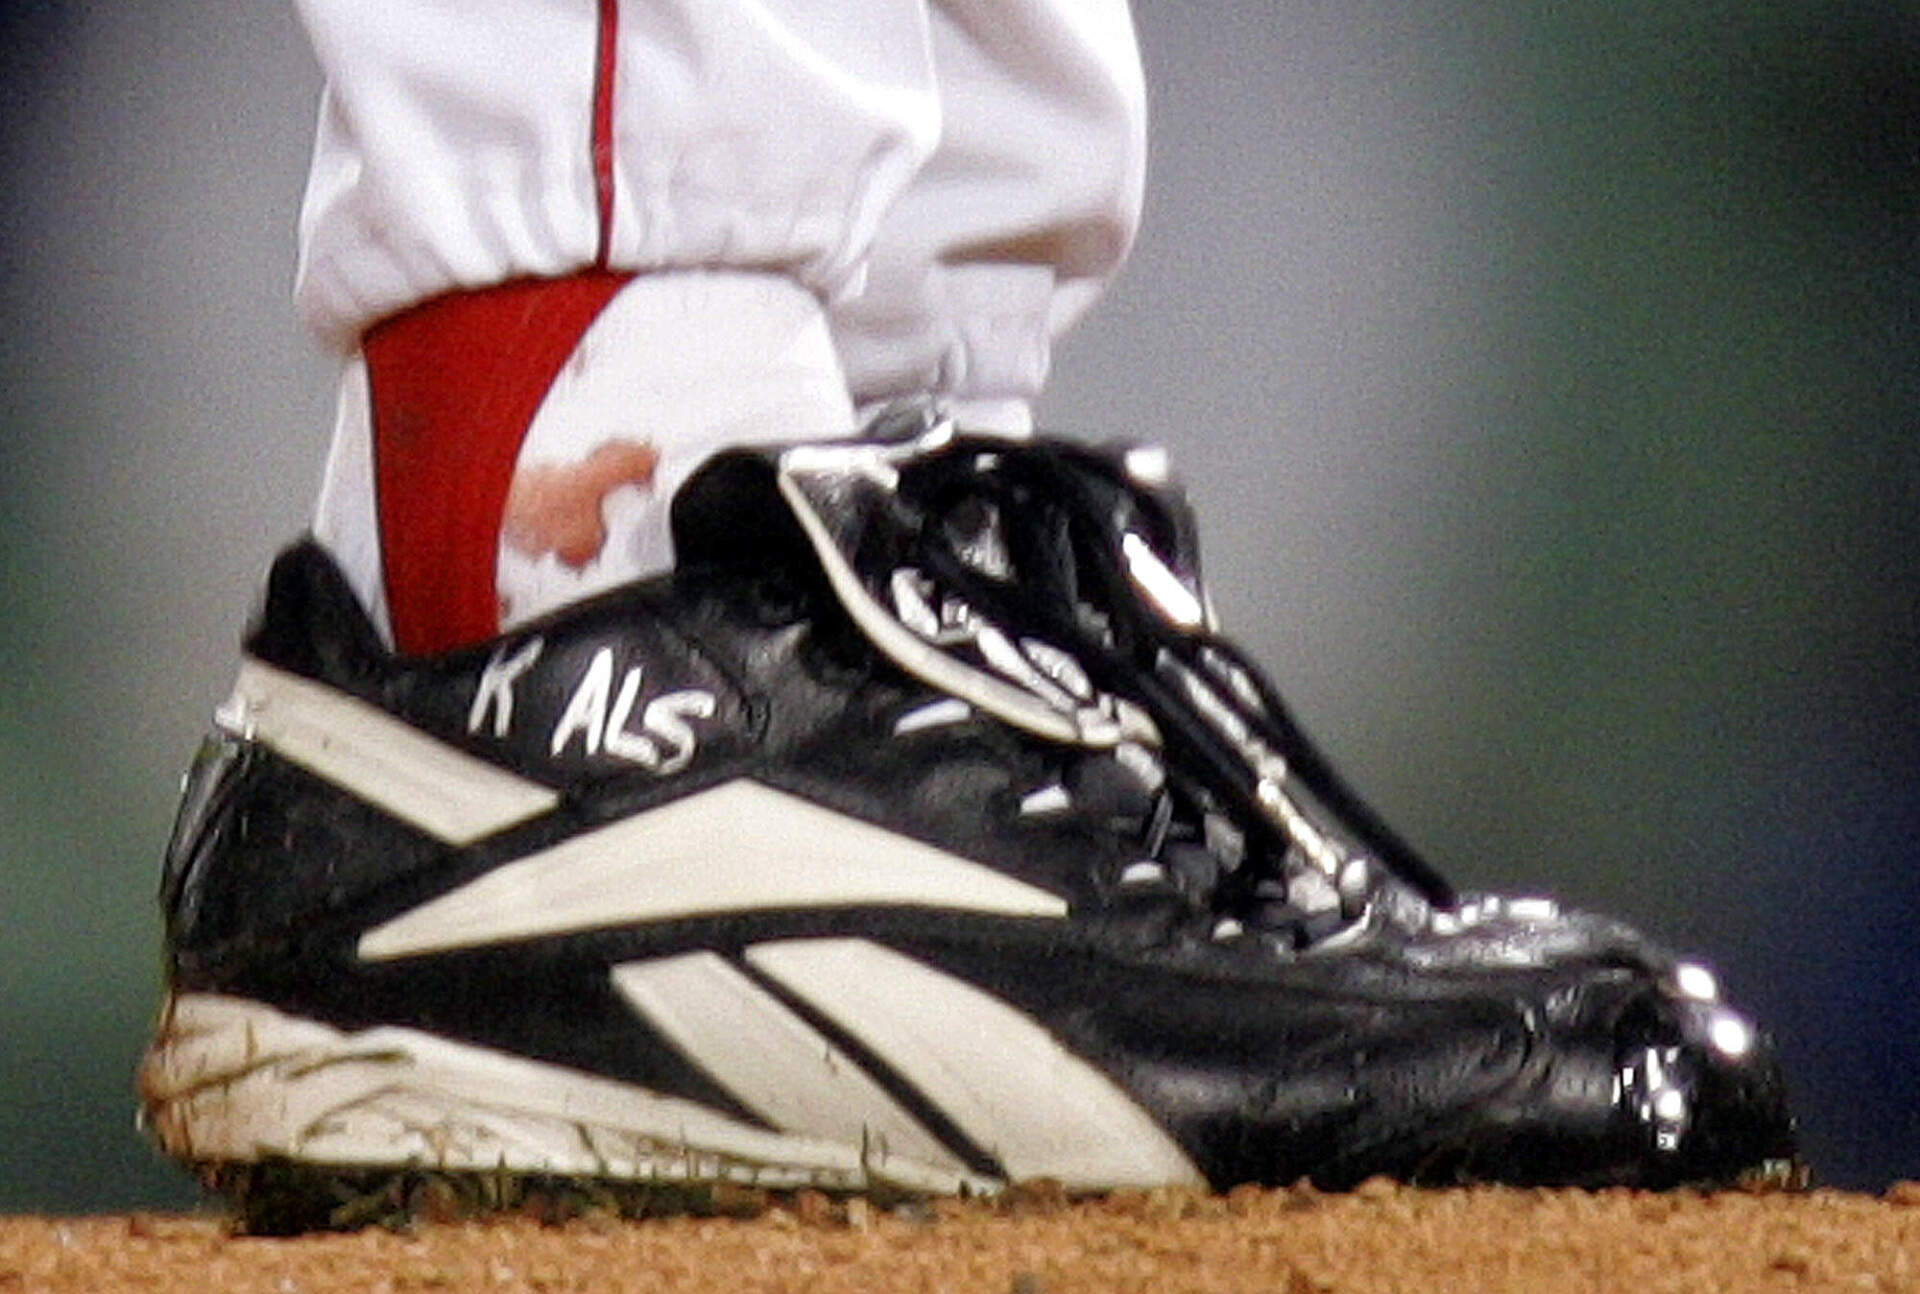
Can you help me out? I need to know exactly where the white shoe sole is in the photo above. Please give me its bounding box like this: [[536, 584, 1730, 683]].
[[138, 992, 996, 1196]]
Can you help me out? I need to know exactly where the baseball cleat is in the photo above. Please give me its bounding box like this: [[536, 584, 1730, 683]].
[[140, 409, 1798, 1230]]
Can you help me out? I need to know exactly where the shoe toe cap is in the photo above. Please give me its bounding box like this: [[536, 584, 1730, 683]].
[[1612, 986, 1800, 1187], [1366, 902, 1800, 1188]]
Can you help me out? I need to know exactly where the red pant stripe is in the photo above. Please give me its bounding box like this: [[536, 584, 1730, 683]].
[[592, 0, 619, 268]]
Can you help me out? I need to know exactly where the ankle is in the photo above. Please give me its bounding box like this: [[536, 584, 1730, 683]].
[[312, 270, 855, 656]]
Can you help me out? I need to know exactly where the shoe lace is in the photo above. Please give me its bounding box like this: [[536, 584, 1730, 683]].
[[777, 409, 1457, 945]]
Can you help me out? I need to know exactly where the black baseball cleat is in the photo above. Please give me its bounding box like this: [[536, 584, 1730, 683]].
[[139, 409, 1798, 1230]]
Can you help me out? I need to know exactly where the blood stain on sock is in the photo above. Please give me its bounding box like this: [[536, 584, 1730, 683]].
[[502, 439, 660, 569]]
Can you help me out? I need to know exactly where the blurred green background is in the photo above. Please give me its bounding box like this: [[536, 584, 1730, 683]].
[[2, 1, 1915, 1210]]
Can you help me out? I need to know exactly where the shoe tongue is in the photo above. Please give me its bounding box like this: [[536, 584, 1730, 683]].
[[939, 494, 1018, 581], [766, 431, 1164, 750]]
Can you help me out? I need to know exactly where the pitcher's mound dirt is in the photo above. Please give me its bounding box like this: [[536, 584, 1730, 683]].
[[6, 1182, 1918, 1294]]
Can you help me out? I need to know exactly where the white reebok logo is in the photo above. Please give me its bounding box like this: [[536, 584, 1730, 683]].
[[613, 940, 1205, 1191], [221, 658, 559, 846], [356, 780, 1067, 961]]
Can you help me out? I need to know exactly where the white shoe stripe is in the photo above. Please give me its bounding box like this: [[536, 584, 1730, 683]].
[[609, 952, 991, 1194], [358, 780, 1067, 961], [744, 938, 1205, 1190], [219, 659, 559, 846]]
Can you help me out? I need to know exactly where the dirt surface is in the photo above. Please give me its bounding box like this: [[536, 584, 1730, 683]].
[[6, 1182, 1919, 1294]]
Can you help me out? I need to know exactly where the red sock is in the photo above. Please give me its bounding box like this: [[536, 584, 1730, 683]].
[[362, 272, 631, 656]]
